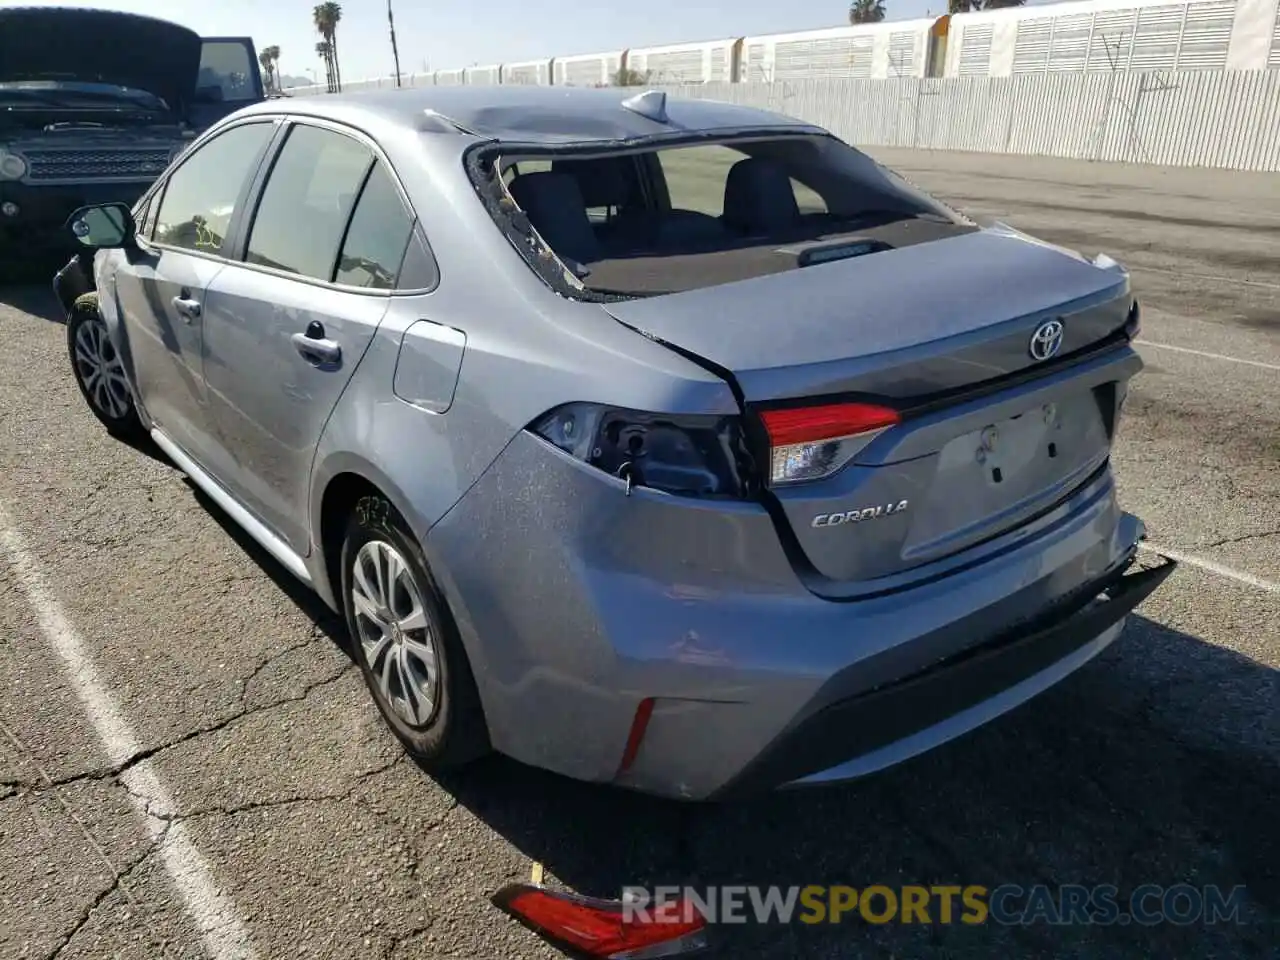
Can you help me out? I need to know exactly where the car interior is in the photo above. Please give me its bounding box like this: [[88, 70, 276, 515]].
[[500, 141, 973, 296]]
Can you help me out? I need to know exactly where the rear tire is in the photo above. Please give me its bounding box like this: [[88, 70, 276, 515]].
[[340, 494, 490, 769], [66, 293, 146, 442]]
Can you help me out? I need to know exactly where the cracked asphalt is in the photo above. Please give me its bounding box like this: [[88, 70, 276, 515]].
[[1, 149, 1277, 960]]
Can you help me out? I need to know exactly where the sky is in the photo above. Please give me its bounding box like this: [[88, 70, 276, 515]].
[[5, 0, 958, 84]]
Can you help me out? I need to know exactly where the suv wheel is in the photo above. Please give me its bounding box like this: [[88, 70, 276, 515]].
[[341, 494, 490, 769], [66, 294, 145, 441]]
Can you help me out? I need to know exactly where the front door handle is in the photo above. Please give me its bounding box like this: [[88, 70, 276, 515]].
[[290, 331, 342, 366], [172, 295, 202, 322]]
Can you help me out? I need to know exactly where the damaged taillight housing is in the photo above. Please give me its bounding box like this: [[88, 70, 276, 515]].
[[759, 401, 900, 485], [1124, 298, 1141, 340], [531, 403, 757, 498]]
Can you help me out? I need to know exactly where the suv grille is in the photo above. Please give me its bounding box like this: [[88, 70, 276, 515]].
[[24, 148, 171, 182]]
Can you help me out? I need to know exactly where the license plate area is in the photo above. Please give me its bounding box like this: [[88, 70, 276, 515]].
[[901, 390, 1111, 561]]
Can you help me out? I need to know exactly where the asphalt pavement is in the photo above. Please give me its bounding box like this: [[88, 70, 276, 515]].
[[1, 149, 1277, 960]]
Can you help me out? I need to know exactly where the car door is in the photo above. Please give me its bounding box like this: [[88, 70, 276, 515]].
[[113, 119, 277, 465], [200, 120, 416, 552]]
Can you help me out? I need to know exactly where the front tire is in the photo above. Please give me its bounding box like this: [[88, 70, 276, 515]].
[[340, 494, 490, 770], [66, 293, 146, 441]]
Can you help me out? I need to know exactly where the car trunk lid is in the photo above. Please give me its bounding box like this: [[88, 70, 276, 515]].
[[602, 226, 1138, 584], [602, 226, 1131, 403]]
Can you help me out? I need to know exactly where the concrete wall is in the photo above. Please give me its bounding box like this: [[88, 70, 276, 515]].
[[664, 70, 1280, 171]]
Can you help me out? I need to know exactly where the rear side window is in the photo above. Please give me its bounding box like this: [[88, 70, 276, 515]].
[[153, 121, 274, 253], [335, 162, 415, 290], [246, 124, 373, 281]]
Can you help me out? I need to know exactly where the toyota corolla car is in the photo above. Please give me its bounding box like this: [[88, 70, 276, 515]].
[[54, 86, 1173, 800]]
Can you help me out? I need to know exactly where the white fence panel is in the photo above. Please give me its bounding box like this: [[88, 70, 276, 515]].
[[668, 69, 1280, 171]]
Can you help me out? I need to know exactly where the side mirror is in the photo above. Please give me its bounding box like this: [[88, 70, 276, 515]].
[[66, 202, 136, 250]]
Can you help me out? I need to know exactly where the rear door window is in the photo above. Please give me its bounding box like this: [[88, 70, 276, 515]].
[[245, 124, 373, 281]]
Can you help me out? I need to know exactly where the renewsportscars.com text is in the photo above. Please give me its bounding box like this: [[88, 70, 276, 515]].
[[622, 884, 1248, 926]]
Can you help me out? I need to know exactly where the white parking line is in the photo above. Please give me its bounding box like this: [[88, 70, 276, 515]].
[[1128, 264, 1280, 291], [0, 503, 257, 960], [1138, 340, 1280, 372], [1140, 542, 1280, 595]]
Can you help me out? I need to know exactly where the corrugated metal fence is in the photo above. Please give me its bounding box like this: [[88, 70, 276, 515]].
[[290, 69, 1280, 171], [668, 70, 1280, 171]]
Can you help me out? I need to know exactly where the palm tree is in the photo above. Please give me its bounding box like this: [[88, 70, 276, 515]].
[[387, 0, 402, 87], [266, 46, 281, 93], [849, 0, 886, 23], [259, 49, 275, 92], [258, 45, 281, 93], [316, 40, 334, 93], [313, 3, 343, 93]]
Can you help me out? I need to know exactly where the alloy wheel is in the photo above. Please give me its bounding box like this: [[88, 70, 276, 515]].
[[72, 317, 131, 420], [351, 539, 441, 727]]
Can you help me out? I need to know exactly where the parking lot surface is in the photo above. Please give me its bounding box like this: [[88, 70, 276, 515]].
[[2, 148, 1277, 960]]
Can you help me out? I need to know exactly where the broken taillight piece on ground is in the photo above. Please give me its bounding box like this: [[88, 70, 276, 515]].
[[491, 882, 709, 959]]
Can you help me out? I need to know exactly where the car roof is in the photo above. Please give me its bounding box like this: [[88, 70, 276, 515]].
[[237, 84, 823, 146]]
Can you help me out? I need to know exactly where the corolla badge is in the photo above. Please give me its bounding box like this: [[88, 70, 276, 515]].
[[812, 500, 909, 528], [1029, 319, 1065, 361]]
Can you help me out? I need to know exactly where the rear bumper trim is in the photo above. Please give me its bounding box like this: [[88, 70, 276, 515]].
[[710, 556, 1176, 800]]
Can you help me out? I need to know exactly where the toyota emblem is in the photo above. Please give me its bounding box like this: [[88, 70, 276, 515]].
[[1029, 319, 1065, 361]]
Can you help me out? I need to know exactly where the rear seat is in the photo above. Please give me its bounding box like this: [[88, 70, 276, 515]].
[[721, 157, 802, 237], [510, 159, 787, 265], [506, 172, 602, 266]]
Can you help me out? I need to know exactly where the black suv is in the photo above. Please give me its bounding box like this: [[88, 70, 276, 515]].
[[0, 7, 263, 263]]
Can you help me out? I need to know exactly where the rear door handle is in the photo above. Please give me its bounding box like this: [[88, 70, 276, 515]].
[[290, 331, 342, 366], [172, 295, 201, 321]]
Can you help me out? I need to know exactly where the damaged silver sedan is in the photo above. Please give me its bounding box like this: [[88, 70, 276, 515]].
[[57, 85, 1173, 806]]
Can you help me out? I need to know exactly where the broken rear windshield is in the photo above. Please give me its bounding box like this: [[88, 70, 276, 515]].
[[472, 134, 974, 300]]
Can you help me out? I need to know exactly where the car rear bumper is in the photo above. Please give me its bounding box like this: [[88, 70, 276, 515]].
[[427, 430, 1167, 801], [712, 557, 1174, 799]]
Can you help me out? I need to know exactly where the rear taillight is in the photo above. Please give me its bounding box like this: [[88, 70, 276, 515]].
[[492, 883, 709, 959], [531, 403, 756, 498], [759, 402, 900, 485]]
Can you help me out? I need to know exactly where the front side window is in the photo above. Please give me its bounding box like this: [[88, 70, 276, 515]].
[[334, 161, 415, 290], [153, 121, 274, 253], [245, 124, 373, 281]]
